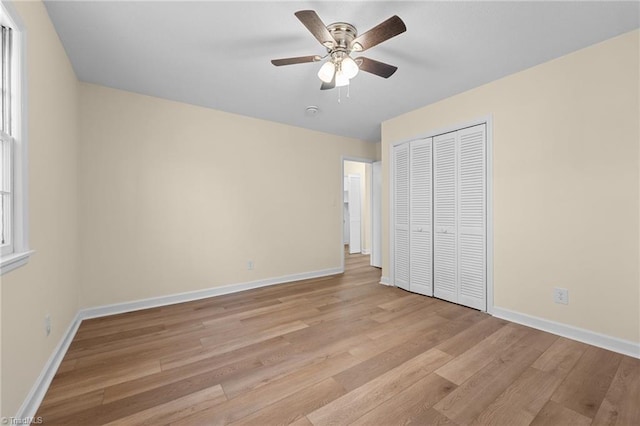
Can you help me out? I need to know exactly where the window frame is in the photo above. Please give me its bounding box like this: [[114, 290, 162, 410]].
[[0, 0, 32, 275]]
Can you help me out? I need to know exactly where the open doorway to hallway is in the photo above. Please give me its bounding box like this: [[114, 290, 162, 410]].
[[342, 159, 381, 268]]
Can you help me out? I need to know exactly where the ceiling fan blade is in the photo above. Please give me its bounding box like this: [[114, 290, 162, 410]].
[[355, 57, 398, 78], [351, 15, 406, 52], [320, 72, 336, 90], [271, 55, 321, 66], [295, 10, 336, 48], [320, 81, 335, 90]]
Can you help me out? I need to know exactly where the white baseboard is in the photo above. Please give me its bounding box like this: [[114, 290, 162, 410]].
[[80, 267, 342, 320], [361, 249, 371, 255], [492, 306, 640, 359], [15, 312, 83, 420], [15, 266, 343, 418], [379, 276, 392, 286]]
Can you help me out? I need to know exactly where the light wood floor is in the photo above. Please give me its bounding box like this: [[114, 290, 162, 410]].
[[37, 253, 639, 425]]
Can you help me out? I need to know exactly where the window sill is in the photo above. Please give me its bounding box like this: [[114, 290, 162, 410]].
[[1, 249, 34, 275]]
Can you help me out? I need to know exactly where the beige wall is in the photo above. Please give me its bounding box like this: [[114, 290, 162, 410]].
[[0, 1, 80, 416], [382, 30, 640, 343], [78, 83, 376, 308], [344, 161, 371, 253]]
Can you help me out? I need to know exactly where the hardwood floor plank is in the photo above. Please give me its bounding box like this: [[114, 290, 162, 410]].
[[471, 367, 563, 426], [433, 339, 543, 424], [230, 378, 346, 426], [532, 336, 588, 378], [170, 352, 360, 426], [364, 303, 446, 340], [434, 323, 529, 385], [70, 326, 206, 365], [347, 319, 440, 361], [103, 385, 227, 426], [160, 336, 290, 371], [48, 350, 258, 425], [199, 320, 309, 353], [435, 316, 507, 357], [102, 353, 262, 404], [37, 389, 104, 424], [41, 359, 161, 406], [307, 349, 451, 425], [55, 358, 78, 374], [592, 356, 640, 425], [550, 345, 622, 418], [333, 330, 442, 392], [221, 332, 371, 399], [350, 373, 456, 426], [201, 300, 309, 328], [287, 417, 314, 426], [406, 408, 457, 426], [75, 305, 226, 341], [530, 400, 592, 426], [283, 317, 379, 354]]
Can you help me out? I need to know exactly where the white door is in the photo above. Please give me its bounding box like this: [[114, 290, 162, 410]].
[[410, 139, 433, 296], [393, 144, 410, 291], [348, 174, 361, 254], [343, 177, 350, 244], [371, 161, 382, 268], [457, 124, 486, 310], [433, 131, 458, 304], [343, 204, 350, 244]]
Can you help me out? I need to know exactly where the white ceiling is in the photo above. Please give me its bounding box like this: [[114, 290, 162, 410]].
[[45, 1, 639, 142]]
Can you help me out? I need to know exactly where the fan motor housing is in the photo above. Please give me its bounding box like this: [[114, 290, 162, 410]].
[[327, 22, 358, 51]]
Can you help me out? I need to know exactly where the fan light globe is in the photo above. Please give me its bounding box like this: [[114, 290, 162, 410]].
[[317, 61, 336, 83], [335, 70, 350, 87], [341, 56, 359, 79]]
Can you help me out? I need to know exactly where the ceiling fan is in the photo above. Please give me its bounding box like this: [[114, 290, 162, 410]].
[[271, 10, 406, 90]]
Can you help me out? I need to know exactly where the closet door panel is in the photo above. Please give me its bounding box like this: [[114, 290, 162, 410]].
[[433, 132, 457, 303], [409, 138, 433, 296], [393, 144, 410, 291], [458, 124, 486, 310]]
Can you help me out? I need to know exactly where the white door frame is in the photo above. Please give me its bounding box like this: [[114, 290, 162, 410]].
[[389, 115, 494, 313], [341, 156, 375, 273], [371, 161, 382, 268]]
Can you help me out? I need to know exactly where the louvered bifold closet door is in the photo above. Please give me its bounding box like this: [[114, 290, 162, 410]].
[[409, 139, 433, 296], [393, 144, 410, 291], [457, 124, 486, 310], [433, 132, 458, 303]]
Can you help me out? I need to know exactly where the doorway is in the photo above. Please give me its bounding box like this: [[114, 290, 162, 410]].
[[342, 158, 380, 269]]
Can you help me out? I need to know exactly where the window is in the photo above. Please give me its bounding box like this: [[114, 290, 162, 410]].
[[1, 24, 14, 256], [0, 1, 30, 275]]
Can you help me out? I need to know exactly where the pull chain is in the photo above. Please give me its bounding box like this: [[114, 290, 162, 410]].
[[338, 87, 341, 103]]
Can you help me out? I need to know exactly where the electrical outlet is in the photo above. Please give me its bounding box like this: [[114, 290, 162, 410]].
[[45, 314, 51, 336], [553, 288, 569, 305], [247, 260, 254, 270]]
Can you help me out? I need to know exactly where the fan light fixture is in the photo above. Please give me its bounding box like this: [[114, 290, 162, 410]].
[[341, 56, 359, 79], [271, 11, 406, 93], [317, 55, 359, 86], [317, 61, 335, 83], [335, 70, 350, 87]]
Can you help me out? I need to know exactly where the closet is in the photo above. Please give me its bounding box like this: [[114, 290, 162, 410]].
[[392, 123, 487, 311]]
